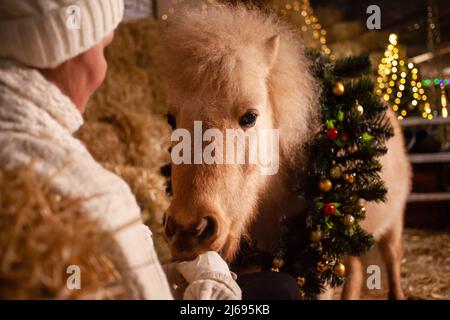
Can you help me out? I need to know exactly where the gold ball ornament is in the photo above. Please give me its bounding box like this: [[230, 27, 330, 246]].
[[353, 101, 364, 116], [333, 262, 346, 277], [329, 165, 343, 179], [299, 291, 305, 300], [272, 257, 284, 271], [310, 230, 322, 242], [319, 179, 333, 192], [343, 214, 355, 226], [343, 173, 355, 184], [296, 276, 306, 287], [316, 261, 331, 273], [332, 82, 345, 95], [347, 144, 358, 154]]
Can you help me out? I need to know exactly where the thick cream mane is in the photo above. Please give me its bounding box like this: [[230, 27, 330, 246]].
[[162, 4, 320, 166]]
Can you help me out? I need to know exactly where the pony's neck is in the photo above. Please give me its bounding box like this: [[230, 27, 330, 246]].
[[248, 157, 307, 252]]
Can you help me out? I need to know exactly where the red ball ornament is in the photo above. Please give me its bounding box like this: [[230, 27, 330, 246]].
[[327, 129, 339, 140], [324, 203, 335, 216]]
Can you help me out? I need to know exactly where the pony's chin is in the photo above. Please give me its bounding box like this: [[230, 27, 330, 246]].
[[218, 235, 241, 263], [169, 248, 200, 262]]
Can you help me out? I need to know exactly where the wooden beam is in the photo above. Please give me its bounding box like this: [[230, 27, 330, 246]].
[[408, 192, 450, 202], [409, 152, 450, 163], [401, 116, 450, 127]]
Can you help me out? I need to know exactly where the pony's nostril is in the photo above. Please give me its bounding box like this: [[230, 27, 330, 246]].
[[197, 216, 217, 242], [165, 216, 176, 238], [196, 218, 208, 235]]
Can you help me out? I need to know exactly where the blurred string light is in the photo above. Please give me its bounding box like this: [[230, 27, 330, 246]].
[[159, 0, 333, 59], [160, 0, 216, 21], [441, 85, 448, 118], [276, 0, 334, 60], [426, 0, 447, 119], [421, 78, 450, 86], [421, 80, 449, 119], [377, 34, 429, 120]]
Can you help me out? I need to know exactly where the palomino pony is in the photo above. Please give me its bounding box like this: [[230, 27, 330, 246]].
[[161, 4, 411, 299]]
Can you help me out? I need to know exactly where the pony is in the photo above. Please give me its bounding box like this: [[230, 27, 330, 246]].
[[160, 4, 411, 299]]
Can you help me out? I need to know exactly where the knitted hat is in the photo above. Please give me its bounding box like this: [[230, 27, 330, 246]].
[[0, 0, 124, 69]]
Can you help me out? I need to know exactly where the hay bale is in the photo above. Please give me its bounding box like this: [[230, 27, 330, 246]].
[[0, 165, 143, 299]]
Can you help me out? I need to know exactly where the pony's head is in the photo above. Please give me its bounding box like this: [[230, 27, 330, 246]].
[[161, 5, 318, 261]]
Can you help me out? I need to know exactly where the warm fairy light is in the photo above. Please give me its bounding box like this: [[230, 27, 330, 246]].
[[161, 0, 216, 21], [279, 0, 332, 58], [442, 90, 448, 118], [441, 92, 447, 108], [389, 34, 398, 45]]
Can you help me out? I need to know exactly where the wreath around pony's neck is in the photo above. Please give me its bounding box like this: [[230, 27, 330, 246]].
[[162, 51, 393, 300]]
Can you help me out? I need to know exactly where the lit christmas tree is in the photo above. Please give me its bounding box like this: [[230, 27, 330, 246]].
[[376, 34, 431, 119]]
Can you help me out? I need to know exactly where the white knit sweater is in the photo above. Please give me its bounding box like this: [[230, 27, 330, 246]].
[[0, 61, 241, 300]]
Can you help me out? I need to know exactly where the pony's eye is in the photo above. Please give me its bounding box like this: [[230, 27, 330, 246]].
[[239, 110, 259, 128], [167, 112, 176, 129]]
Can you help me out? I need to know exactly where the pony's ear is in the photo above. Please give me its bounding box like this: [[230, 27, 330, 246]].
[[263, 35, 280, 69]]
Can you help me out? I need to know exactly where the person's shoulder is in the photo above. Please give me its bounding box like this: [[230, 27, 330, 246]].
[[0, 130, 134, 201], [0, 130, 142, 224]]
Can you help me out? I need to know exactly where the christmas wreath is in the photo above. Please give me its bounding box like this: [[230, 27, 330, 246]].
[[162, 52, 393, 300], [268, 51, 393, 299]]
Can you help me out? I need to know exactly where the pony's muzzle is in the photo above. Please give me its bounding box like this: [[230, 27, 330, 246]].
[[164, 214, 219, 260]]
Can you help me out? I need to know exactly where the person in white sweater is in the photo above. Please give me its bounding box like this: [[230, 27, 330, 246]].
[[0, 0, 241, 300]]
